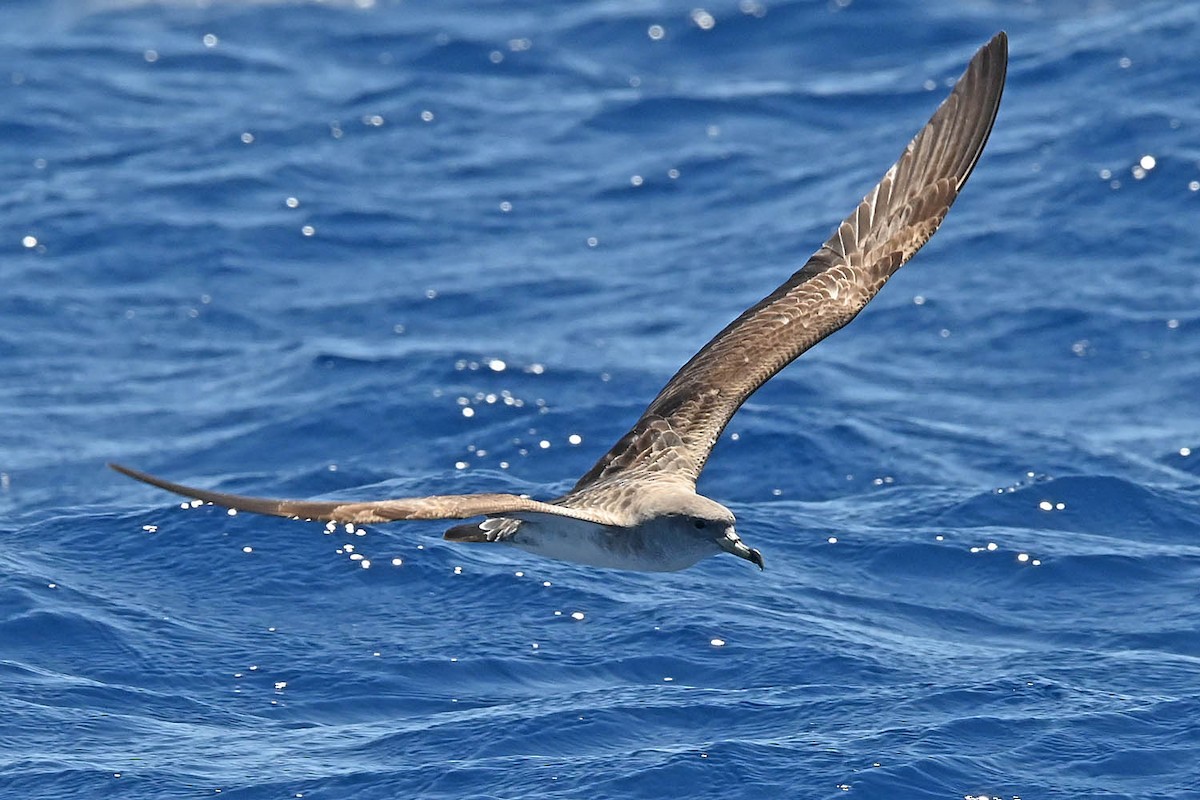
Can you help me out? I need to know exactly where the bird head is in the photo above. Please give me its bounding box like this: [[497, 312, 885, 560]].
[[661, 492, 764, 570]]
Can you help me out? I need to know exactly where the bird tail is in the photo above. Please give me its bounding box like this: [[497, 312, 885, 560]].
[[444, 517, 520, 543]]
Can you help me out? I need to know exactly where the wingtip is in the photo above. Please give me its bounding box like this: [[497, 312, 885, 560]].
[[976, 30, 1009, 80], [109, 461, 201, 499], [987, 31, 1009, 69], [983, 31, 1009, 78], [109, 462, 160, 486]]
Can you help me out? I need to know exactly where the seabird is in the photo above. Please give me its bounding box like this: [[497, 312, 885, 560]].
[[112, 33, 1007, 572]]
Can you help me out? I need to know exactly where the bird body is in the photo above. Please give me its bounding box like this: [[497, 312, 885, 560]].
[[469, 515, 726, 573]]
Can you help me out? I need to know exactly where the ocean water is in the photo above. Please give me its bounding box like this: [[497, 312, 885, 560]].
[[2, 1, 1199, 797]]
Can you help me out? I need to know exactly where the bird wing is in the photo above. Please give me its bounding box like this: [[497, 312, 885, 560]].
[[109, 463, 619, 526], [567, 32, 1007, 496]]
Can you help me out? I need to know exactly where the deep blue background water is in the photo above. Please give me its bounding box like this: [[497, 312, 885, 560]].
[[2, 1, 1199, 798]]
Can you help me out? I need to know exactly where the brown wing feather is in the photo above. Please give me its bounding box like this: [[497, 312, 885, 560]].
[[569, 32, 1007, 494], [109, 463, 617, 525]]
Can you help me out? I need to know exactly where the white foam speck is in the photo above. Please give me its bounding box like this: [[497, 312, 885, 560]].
[[690, 8, 715, 29]]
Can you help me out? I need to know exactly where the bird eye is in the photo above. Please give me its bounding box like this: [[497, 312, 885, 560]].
[[692, 519, 706, 529]]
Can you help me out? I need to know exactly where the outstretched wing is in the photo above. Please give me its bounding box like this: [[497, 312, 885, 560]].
[[109, 463, 618, 526], [568, 32, 1007, 496]]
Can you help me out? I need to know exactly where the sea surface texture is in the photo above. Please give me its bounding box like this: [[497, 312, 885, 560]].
[[2, 1, 1198, 798]]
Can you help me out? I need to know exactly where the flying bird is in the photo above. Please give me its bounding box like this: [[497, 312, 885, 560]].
[[113, 33, 1007, 572]]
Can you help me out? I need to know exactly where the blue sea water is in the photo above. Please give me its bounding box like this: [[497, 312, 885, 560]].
[[2, 0, 1199, 797]]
